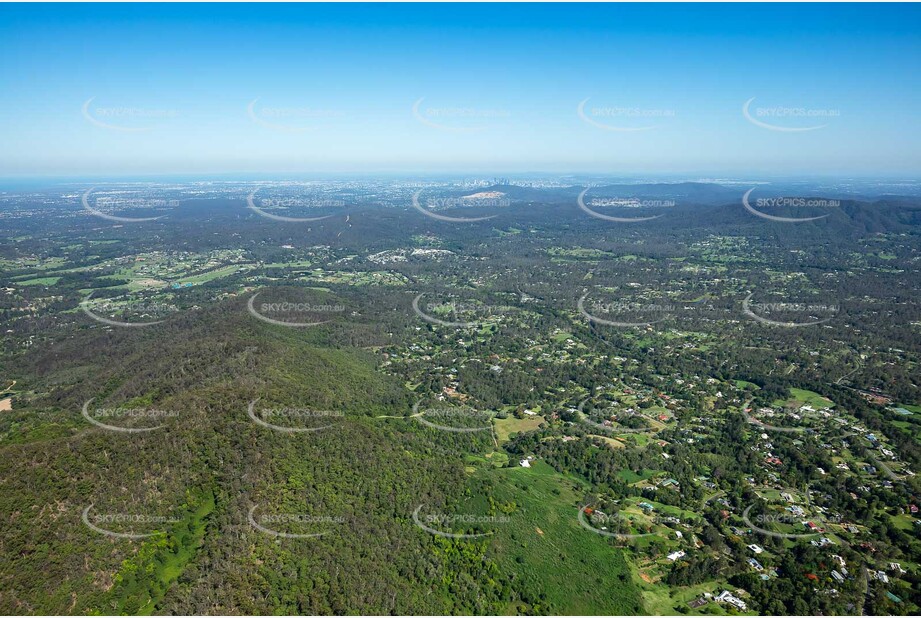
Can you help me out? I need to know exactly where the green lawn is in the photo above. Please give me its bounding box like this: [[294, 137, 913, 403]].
[[618, 468, 658, 484], [177, 263, 252, 285], [494, 414, 544, 444], [474, 461, 644, 615], [639, 577, 740, 615], [774, 387, 835, 410], [17, 276, 61, 286], [101, 491, 215, 615], [891, 420, 921, 440]]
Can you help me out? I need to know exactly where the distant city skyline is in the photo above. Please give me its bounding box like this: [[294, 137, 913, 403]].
[[1, 3, 919, 177]]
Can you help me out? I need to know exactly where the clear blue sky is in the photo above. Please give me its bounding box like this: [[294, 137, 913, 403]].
[[1, 3, 919, 177]]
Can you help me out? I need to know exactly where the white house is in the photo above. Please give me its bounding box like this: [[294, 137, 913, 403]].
[[715, 590, 747, 611]]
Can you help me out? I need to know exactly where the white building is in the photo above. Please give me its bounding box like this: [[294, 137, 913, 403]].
[[715, 590, 747, 611]]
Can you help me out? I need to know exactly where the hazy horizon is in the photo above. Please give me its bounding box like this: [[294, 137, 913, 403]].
[[2, 3, 920, 177]]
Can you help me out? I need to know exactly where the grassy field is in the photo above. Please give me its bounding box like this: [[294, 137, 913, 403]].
[[178, 263, 252, 285], [299, 269, 409, 286], [474, 461, 644, 615], [494, 414, 544, 444], [617, 468, 658, 484], [17, 276, 61, 286], [620, 496, 701, 522], [891, 419, 921, 440], [636, 576, 739, 615], [588, 434, 626, 449], [547, 247, 614, 260], [262, 260, 314, 269], [624, 433, 653, 447], [1, 257, 66, 271], [101, 491, 216, 615], [775, 387, 835, 409]]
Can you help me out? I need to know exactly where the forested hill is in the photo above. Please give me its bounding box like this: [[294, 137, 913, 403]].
[[0, 293, 643, 615]]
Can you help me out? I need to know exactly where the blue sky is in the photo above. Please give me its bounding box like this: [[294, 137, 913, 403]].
[[1, 3, 919, 178]]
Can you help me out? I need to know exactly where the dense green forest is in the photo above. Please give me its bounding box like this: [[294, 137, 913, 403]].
[[1, 182, 919, 615]]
